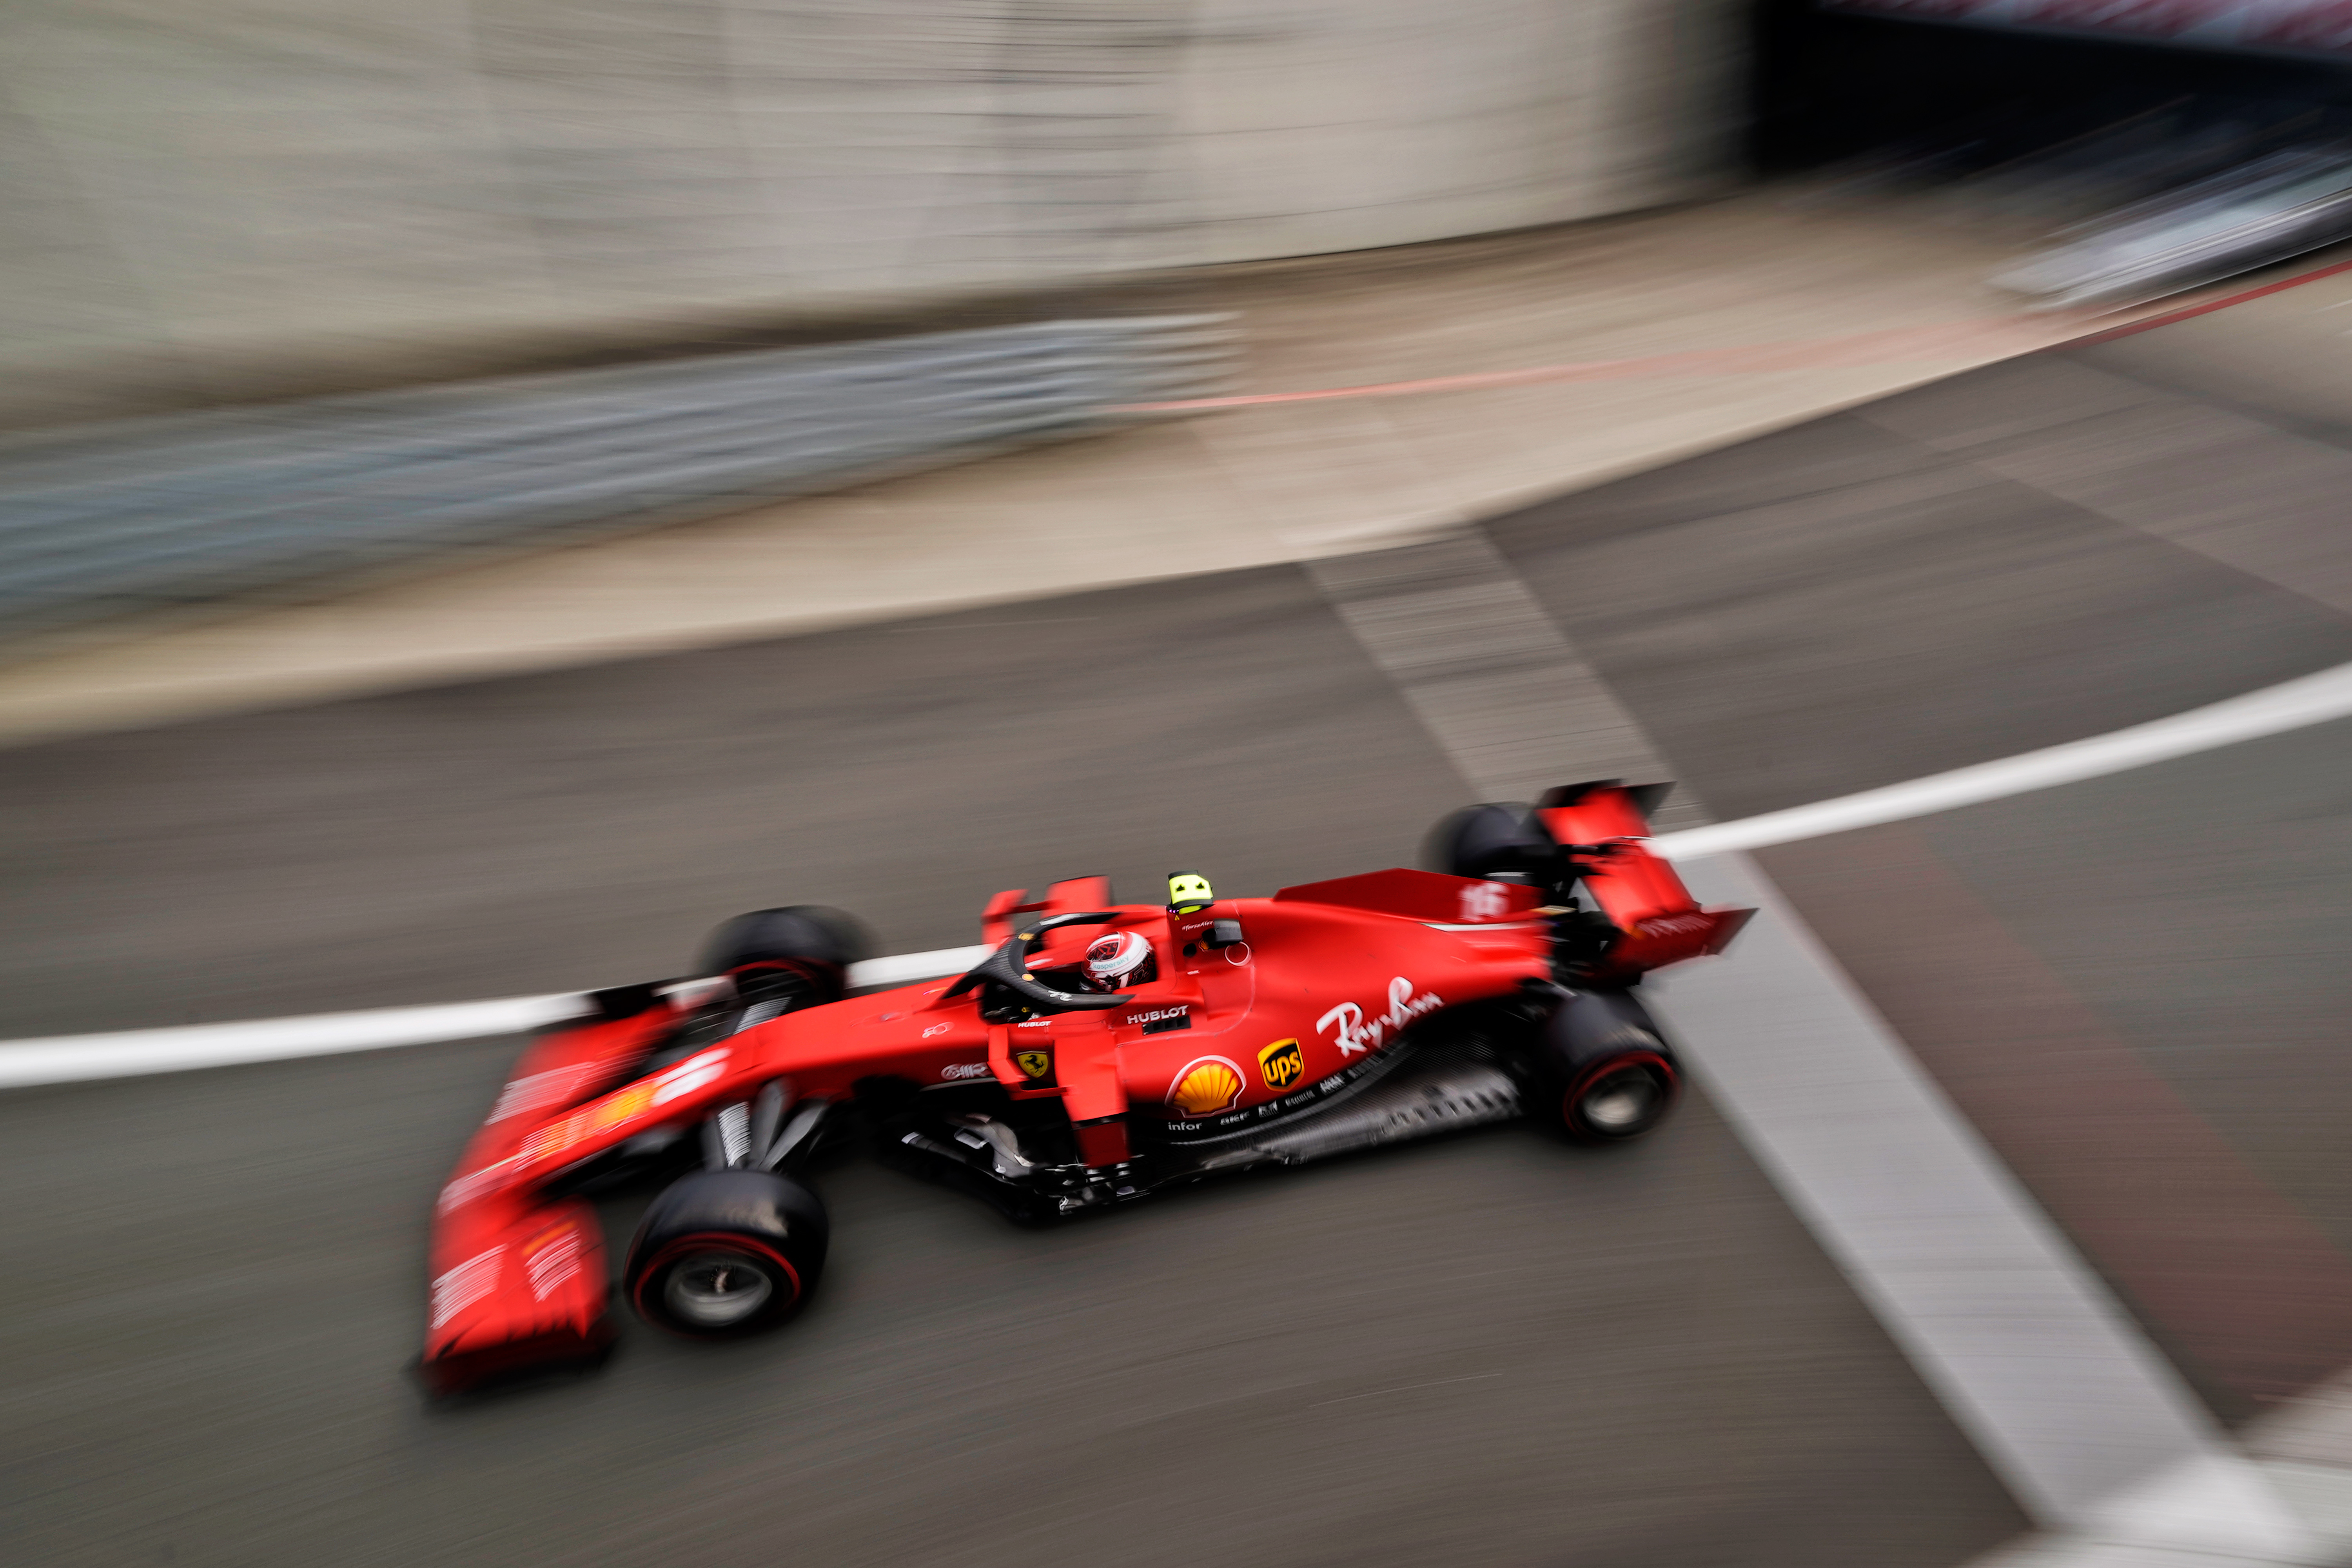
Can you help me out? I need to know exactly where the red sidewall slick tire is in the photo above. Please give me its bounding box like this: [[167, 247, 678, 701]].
[[1559, 1050, 1678, 1143], [1529, 987, 1680, 1144], [628, 1233, 802, 1339], [622, 1168, 829, 1341], [698, 905, 871, 1003]]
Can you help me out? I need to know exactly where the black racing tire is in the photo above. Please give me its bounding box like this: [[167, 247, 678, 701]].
[[623, 1169, 829, 1339], [698, 905, 872, 1005], [1423, 802, 1554, 882], [1526, 989, 1680, 1143]]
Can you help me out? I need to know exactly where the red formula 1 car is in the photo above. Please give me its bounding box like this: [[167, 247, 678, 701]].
[[420, 782, 1752, 1394]]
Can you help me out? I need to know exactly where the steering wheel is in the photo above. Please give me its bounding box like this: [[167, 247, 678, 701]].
[[941, 911, 1130, 1017]]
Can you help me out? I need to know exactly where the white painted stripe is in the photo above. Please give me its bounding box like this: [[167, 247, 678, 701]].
[[1965, 1458, 2352, 1568], [1651, 659, 2352, 861], [0, 995, 586, 1090], [1658, 851, 2307, 1550], [0, 947, 999, 1090], [8, 657, 2352, 1092], [1308, 535, 1706, 822], [849, 944, 992, 989], [1307, 537, 2328, 1558]]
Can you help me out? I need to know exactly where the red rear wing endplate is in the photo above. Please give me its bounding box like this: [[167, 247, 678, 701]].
[[1537, 782, 1754, 966]]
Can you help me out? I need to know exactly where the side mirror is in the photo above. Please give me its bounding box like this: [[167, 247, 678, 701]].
[[1204, 920, 1245, 949]]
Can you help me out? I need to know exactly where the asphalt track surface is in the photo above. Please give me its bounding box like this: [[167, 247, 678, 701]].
[[8, 303, 2352, 1568]]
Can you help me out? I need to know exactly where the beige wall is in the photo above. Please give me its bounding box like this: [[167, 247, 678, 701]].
[[0, 0, 1745, 410]]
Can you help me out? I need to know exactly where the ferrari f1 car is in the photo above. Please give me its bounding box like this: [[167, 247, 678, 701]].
[[421, 782, 1752, 1394]]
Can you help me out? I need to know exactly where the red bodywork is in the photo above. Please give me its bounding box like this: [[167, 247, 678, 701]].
[[422, 786, 1748, 1390]]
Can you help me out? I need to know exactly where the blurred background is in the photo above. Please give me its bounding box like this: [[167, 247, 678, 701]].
[[7, 4, 2352, 1567], [0, 0, 1737, 423]]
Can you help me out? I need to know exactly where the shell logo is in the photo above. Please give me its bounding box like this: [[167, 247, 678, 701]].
[[1167, 1056, 1245, 1117], [592, 1080, 659, 1130], [518, 1046, 731, 1169]]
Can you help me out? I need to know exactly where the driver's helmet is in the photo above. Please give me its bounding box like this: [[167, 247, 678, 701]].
[[1080, 930, 1157, 993]]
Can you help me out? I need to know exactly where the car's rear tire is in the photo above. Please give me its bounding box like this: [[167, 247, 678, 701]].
[[1423, 802, 1553, 882], [699, 905, 871, 1006], [1557, 1051, 1677, 1141], [1526, 989, 1679, 1143], [624, 1169, 829, 1339]]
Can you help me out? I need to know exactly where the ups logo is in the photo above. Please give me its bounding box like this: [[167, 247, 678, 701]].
[[1257, 1038, 1304, 1091], [1014, 1049, 1053, 1081]]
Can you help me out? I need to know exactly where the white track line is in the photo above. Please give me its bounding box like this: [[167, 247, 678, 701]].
[[850, 944, 992, 990], [0, 949, 996, 1090], [0, 996, 586, 1090], [6, 659, 2351, 1092], [1659, 852, 2309, 1551], [1309, 543, 2334, 1557], [1650, 659, 2352, 861]]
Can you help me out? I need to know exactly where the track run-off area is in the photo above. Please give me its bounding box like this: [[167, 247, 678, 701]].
[[9, 263, 2352, 1568]]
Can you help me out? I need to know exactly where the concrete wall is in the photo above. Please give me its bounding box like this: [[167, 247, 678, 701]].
[[0, 0, 1745, 412]]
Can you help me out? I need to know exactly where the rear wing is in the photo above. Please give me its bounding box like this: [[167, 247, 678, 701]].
[[1537, 781, 1753, 973]]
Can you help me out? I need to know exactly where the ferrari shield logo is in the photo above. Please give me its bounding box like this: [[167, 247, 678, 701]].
[[1257, 1038, 1304, 1091], [1014, 1049, 1053, 1081]]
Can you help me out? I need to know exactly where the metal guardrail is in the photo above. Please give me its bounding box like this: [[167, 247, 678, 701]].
[[0, 316, 1235, 642]]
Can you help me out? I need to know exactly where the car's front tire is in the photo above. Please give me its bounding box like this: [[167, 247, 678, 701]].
[[624, 1169, 829, 1339], [699, 905, 871, 1006]]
